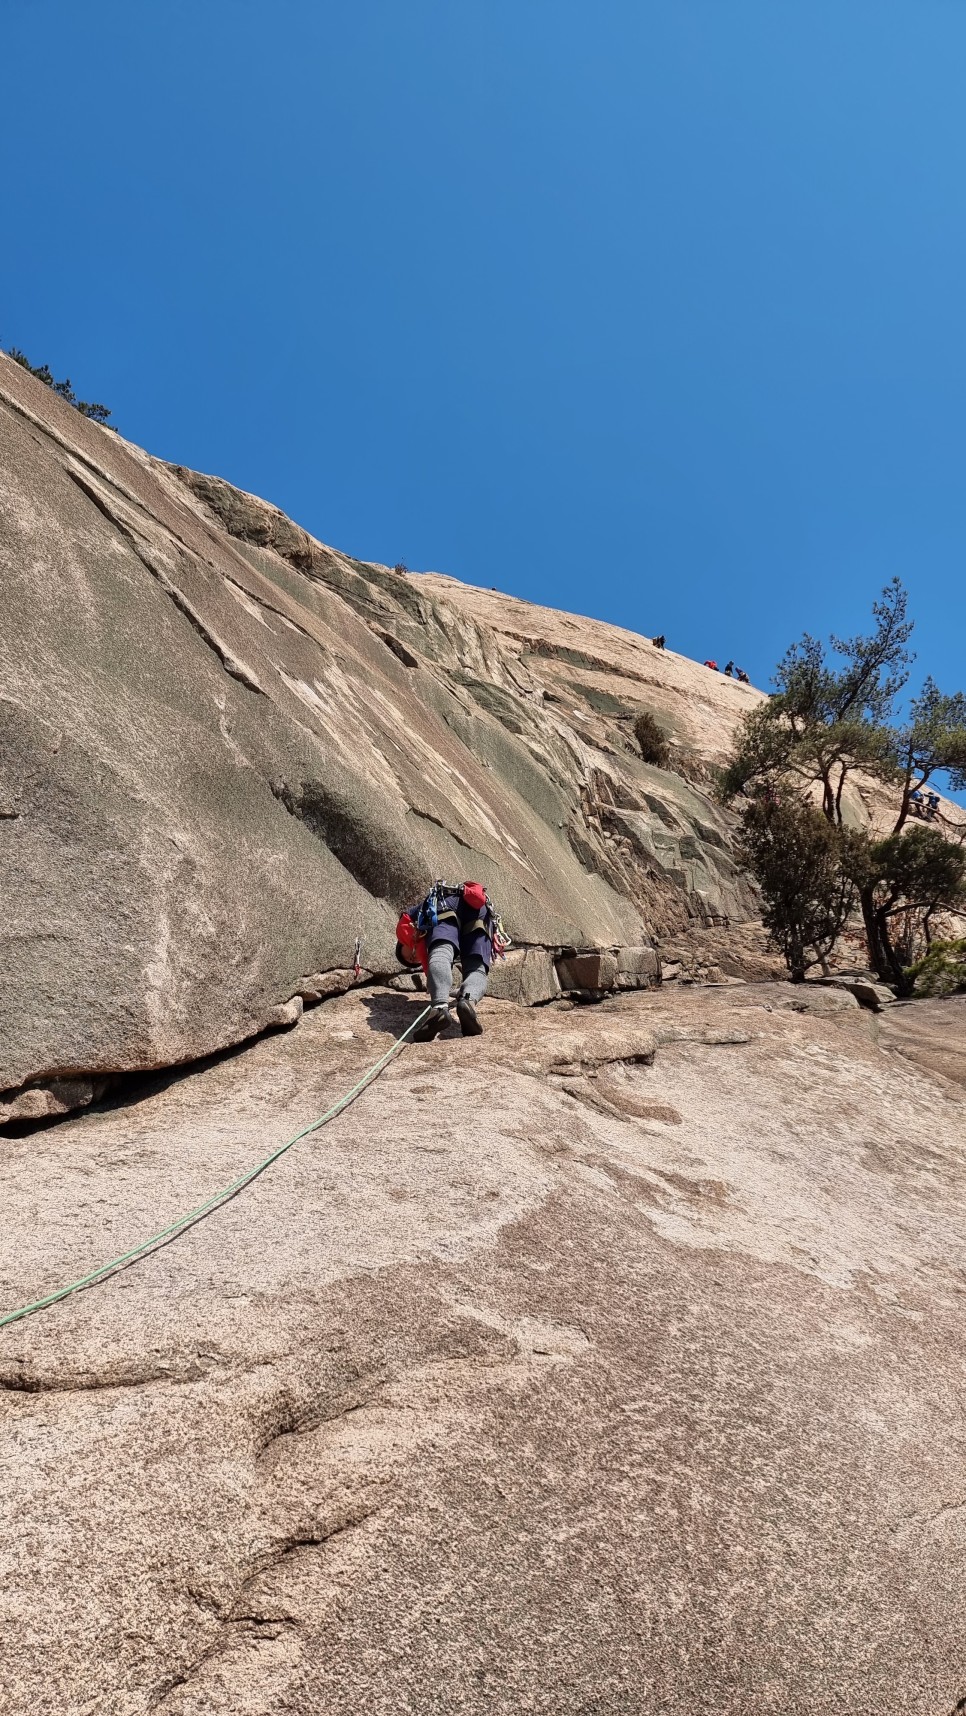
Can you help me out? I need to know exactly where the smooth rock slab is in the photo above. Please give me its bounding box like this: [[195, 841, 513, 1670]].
[[2, 987, 966, 1714]]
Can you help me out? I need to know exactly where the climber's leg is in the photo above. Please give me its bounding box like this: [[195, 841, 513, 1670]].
[[455, 955, 488, 1036], [427, 941, 456, 1006], [412, 942, 455, 1040]]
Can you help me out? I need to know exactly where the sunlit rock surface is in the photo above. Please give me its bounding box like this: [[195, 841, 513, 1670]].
[[4, 358, 966, 1714], [1, 988, 965, 1713], [1, 350, 765, 1115], [5, 354, 964, 1119]]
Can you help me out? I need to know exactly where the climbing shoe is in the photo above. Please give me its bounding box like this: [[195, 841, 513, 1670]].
[[412, 1004, 450, 1042], [456, 996, 484, 1037]]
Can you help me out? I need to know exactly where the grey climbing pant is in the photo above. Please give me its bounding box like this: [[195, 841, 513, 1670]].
[[427, 943, 489, 1010]]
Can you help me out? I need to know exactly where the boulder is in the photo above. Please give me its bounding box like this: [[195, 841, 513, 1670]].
[[821, 976, 896, 1012], [555, 950, 619, 994], [766, 985, 860, 1016], [486, 947, 561, 1006], [614, 945, 660, 988], [0, 1076, 108, 1123], [0, 354, 644, 1111]]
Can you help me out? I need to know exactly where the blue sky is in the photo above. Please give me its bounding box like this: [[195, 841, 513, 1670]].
[[3, 2, 964, 745]]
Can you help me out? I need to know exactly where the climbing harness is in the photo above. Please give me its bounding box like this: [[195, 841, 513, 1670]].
[[0, 1005, 431, 1332], [412, 880, 511, 961]]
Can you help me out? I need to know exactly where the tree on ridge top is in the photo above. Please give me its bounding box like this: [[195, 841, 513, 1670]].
[[4, 343, 113, 425]]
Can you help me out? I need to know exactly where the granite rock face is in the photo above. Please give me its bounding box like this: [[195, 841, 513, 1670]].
[[3, 986, 966, 1713], [3, 350, 946, 1114], [0, 356, 739, 1111], [5, 359, 966, 1713]]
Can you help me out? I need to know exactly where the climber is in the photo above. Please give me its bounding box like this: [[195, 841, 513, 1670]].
[[652, 635, 666, 650], [723, 661, 734, 677], [736, 668, 750, 684], [396, 881, 507, 1041], [704, 659, 719, 671], [910, 790, 925, 818], [927, 792, 941, 820]]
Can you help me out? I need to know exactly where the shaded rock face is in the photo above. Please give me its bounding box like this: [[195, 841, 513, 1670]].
[[0, 355, 769, 1110]]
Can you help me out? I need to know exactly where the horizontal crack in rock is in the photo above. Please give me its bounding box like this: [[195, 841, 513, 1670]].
[[0, 1365, 210, 1395]]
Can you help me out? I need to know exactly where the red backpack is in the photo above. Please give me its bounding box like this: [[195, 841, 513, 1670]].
[[395, 910, 429, 973]]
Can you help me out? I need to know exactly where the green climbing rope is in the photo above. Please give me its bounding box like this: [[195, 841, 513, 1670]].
[[0, 1005, 431, 1332]]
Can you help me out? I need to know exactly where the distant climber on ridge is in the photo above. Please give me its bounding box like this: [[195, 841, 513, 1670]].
[[396, 881, 508, 1041], [652, 634, 666, 650], [723, 660, 735, 677]]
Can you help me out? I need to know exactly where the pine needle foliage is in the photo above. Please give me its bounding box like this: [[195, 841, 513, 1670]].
[[735, 792, 860, 982], [721, 579, 966, 986], [5, 344, 112, 425], [633, 711, 671, 769]]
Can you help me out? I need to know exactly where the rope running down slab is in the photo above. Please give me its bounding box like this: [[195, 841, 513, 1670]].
[[0, 1005, 432, 1332]]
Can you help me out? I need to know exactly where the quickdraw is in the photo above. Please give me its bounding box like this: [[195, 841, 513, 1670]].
[[491, 913, 511, 961], [414, 879, 455, 937]]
